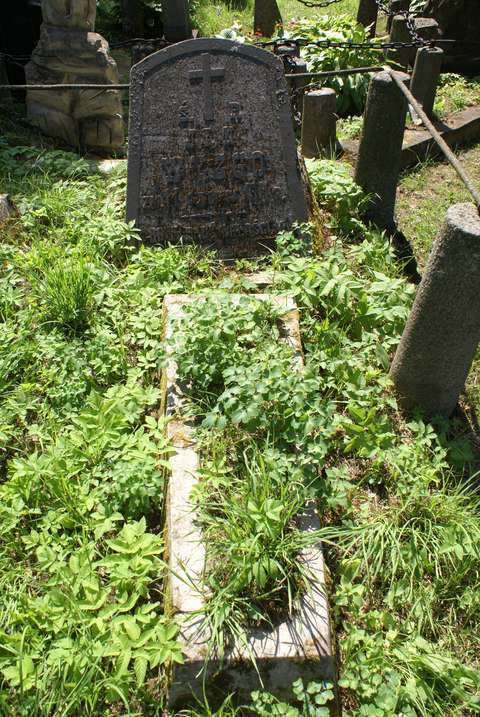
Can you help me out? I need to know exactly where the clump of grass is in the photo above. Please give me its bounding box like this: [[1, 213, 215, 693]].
[[32, 254, 96, 334], [194, 442, 321, 655], [327, 483, 480, 634], [435, 73, 480, 118]]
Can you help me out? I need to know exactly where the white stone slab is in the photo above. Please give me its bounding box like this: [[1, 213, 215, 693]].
[[162, 294, 333, 708]]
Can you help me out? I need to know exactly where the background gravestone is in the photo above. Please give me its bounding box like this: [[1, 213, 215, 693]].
[[162, 0, 191, 42], [26, 0, 124, 154], [424, 0, 480, 74], [126, 39, 309, 258]]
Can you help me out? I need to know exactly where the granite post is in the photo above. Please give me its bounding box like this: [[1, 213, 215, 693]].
[[354, 70, 409, 230], [408, 17, 440, 65], [356, 0, 378, 37], [254, 0, 282, 37], [301, 88, 338, 158], [390, 203, 480, 417], [410, 46, 443, 119], [387, 15, 413, 69], [163, 0, 191, 42]]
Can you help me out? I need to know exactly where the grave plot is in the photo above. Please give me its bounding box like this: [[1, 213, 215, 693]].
[[161, 294, 333, 707]]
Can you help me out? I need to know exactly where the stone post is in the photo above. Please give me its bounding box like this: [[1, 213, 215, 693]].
[[387, 0, 410, 32], [356, 0, 378, 37], [278, 46, 307, 119], [163, 0, 191, 42], [301, 88, 338, 158], [26, 0, 124, 154], [354, 71, 409, 230], [408, 17, 440, 65], [0, 56, 12, 107], [410, 46, 443, 119], [254, 0, 282, 37], [387, 15, 413, 69], [390, 203, 480, 418]]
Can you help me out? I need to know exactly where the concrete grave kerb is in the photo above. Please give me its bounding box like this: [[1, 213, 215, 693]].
[[162, 294, 333, 708]]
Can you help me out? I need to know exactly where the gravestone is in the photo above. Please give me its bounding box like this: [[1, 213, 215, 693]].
[[424, 0, 480, 74], [163, 0, 191, 42], [126, 39, 309, 257]]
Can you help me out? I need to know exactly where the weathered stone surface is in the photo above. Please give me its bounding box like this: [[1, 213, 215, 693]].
[[0, 194, 14, 224], [424, 0, 480, 74], [410, 46, 443, 120], [162, 294, 333, 708], [387, 15, 412, 69], [26, 0, 124, 154], [162, 0, 191, 42], [254, 0, 283, 37], [390, 203, 480, 417], [42, 0, 96, 29], [408, 17, 440, 66], [354, 71, 409, 231], [126, 39, 309, 257], [301, 88, 338, 159]]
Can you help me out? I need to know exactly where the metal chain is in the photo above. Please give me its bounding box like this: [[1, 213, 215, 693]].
[[294, 0, 345, 8], [256, 37, 428, 49], [373, 0, 427, 46]]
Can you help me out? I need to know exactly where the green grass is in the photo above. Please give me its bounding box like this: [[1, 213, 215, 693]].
[[1, 113, 480, 716], [192, 0, 359, 37]]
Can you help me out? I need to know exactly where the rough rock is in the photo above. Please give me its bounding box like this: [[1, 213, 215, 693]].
[[26, 0, 124, 154], [0, 195, 15, 224]]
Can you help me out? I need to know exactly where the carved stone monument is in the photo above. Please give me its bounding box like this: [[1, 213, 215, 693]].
[[26, 0, 124, 154], [126, 39, 309, 257]]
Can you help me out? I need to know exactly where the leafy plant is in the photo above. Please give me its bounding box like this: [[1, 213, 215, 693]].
[[278, 15, 381, 115]]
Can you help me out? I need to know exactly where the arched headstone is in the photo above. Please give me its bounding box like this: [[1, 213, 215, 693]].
[[126, 39, 309, 258]]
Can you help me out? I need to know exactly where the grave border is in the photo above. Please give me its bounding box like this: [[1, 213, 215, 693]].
[[161, 294, 334, 709]]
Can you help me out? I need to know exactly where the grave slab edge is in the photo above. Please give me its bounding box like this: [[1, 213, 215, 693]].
[[161, 294, 334, 709]]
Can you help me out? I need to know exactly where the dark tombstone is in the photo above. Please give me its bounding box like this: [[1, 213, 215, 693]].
[[0, 0, 42, 94], [424, 0, 480, 74], [126, 39, 309, 258], [254, 0, 282, 37], [163, 0, 191, 42]]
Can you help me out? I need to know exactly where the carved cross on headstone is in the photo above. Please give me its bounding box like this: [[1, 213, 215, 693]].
[[188, 53, 225, 124]]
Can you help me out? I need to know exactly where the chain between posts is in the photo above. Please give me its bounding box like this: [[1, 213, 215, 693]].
[[294, 0, 345, 8]]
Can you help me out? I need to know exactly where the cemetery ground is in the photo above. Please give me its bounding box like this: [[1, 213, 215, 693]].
[[192, 0, 359, 37], [1, 102, 480, 716]]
